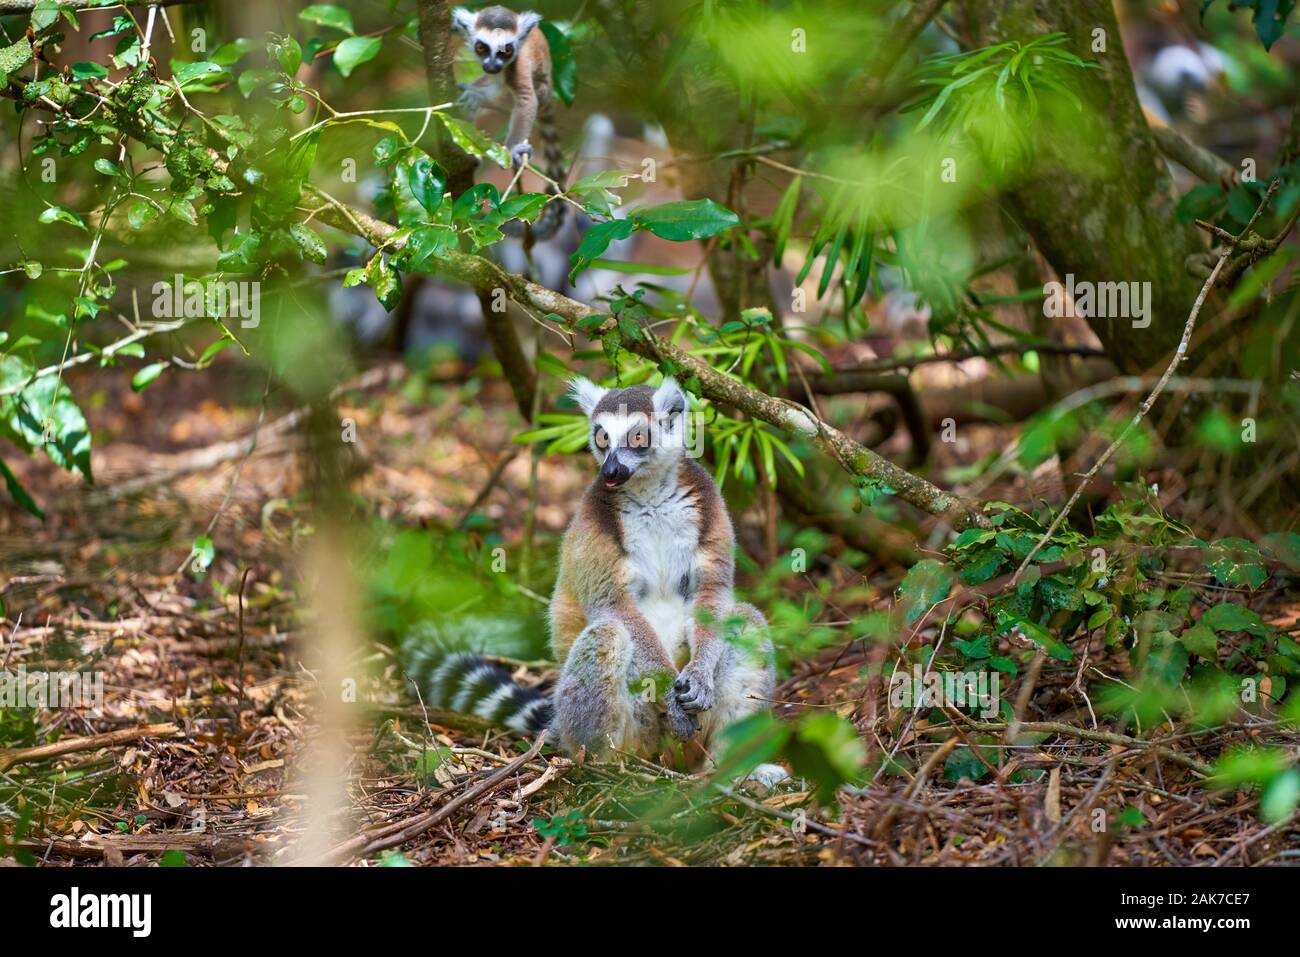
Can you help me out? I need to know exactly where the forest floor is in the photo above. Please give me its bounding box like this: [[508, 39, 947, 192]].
[[2, 356, 1297, 867]]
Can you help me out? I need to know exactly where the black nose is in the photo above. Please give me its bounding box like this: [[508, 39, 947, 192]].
[[601, 456, 630, 488], [484, 61, 502, 74]]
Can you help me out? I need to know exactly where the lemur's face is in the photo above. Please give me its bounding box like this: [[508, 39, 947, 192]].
[[571, 379, 688, 490], [453, 7, 541, 75], [471, 30, 517, 74]]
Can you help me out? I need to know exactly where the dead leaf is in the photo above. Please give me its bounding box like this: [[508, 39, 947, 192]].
[[1045, 767, 1062, 823]]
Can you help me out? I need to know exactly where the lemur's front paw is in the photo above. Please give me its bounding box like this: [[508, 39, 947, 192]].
[[673, 663, 715, 714], [456, 83, 489, 116], [665, 695, 699, 740], [509, 140, 533, 168]]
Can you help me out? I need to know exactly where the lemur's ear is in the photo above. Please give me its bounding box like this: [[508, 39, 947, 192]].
[[570, 377, 607, 417], [451, 7, 476, 34], [517, 12, 543, 40], [653, 377, 687, 420]]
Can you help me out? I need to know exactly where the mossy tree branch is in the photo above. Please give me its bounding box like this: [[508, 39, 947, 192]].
[[308, 198, 989, 530]]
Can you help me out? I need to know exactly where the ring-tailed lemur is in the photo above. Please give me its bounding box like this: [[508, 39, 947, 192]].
[[451, 5, 567, 240], [406, 377, 785, 781]]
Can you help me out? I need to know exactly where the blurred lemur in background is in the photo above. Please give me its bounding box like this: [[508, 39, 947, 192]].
[[406, 378, 787, 786]]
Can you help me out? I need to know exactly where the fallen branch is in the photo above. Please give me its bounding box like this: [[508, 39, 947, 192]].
[[0, 722, 181, 773], [323, 731, 548, 863], [948, 713, 1214, 777], [14, 831, 259, 861], [90, 361, 403, 500]]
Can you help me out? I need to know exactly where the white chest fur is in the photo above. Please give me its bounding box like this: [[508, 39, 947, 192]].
[[620, 483, 699, 664]]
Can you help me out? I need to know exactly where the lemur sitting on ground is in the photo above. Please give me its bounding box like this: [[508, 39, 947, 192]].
[[406, 377, 785, 782]]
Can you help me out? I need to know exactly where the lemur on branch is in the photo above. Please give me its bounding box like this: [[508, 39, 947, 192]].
[[451, 5, 567, 240], [405, 377, 785, 783]]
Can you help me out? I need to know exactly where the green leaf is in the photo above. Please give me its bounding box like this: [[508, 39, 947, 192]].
[[1117, 806, 1147, 828], [567, 218, 635, 281], [954, 635, 991, 659], [943, 746, 991, 782], [1201, 602, 1269, 636], [538, 21, 577, 106], [784, 712, 865, 804], [173, 60, 229, 92], [238, 68, 279, 98], [373, 135, 405, 167], [333, 36, 381, 78], [131, 362, 167, 392], [406, 154, 447, 214], [127, 201, 159, 229], [567, 169, 631, 216], [168, 199, 198, 226], [897, 558, 954, 626], [69, 61, 109, 80], [1009, 615, 1074, 661], [633, 199, 740, 242], [289, 223, 327, 264], [710, 712, 790, 782], [268, 34, 302, 76], [1261, 769, 1300, 824], [958, 545, 1003, 585], [20, 261, 42, 279], [953, 528, 996, 549], [437, 114, 510, 168], [368, 255, 402, 311], [0, 356, 93, 479], [1181, 622, 1218, 659], [30, 0, 60, 32], [0, 458, 43, 519], [299, 4, 355, 34], [159, 849, 187, 867], [189, 534, 215, 573], [1203, 538, 1269, 590], [197, 338, 232, 368], [93, 158, 122, 177], [498, 192, 549, 223], [38, 206, 87, 230]]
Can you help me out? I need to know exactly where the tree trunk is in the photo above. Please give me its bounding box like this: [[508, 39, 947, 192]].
[[961, 0, 1207, 374]]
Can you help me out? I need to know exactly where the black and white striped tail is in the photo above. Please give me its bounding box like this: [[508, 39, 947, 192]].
[[506, 99, 567, 242], [405, 645, 552, 735]]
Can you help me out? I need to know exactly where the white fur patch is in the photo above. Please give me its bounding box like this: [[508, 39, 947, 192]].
[[745, 763, 790, 791], [451, 7, 476, 33], [507, 697, 548, 733], [652, 377, 685, 420], [619, 478, 703, 664], [570, 377, 608, 417], [473, 683, 515, 720], [451, 664, 497, 711]]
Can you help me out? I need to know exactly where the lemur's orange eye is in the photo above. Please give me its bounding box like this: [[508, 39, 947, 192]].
[[501, 44, 514, 57], [594, 428, 609, 449], [628, 428, 648, 449], [475, 41, 488, 55]]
